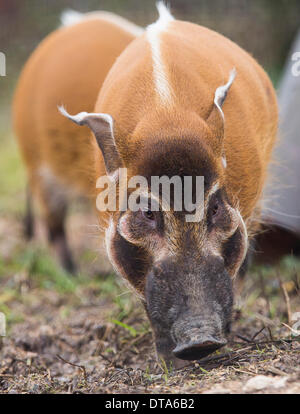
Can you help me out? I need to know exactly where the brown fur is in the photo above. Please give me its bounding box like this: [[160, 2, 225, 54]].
[[13, 13, 142, 269], [92, 20, 277, 291], [13, 16, 140, 199], [95, 21, 277, 219], [13, 9, 278, 365]]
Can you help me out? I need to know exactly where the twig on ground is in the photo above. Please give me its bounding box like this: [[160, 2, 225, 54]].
[[236, 334, 252, 343], [279, 279, 292, 326], [267, 366, 288, 376], [56, 354, 87, 382], [267, 326, 274, 341], [194, 336, 300, 370], [234, 336, 299, 347], [251, 326, 265, 341], [282, 322, 300, 336]]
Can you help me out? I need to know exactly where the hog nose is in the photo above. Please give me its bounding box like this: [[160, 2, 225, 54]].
[[173, 337, 227, 360]]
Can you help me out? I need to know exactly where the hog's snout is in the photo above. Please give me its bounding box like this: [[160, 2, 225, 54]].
[[173, 336, 227, 360], [145, 258, 233, 366], [171, 317, 227, 360]]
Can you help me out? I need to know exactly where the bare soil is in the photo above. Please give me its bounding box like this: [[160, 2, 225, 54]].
[[0, 212, 299, 394]]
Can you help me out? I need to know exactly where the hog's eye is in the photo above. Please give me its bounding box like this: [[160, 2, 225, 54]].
[[207, 194, 223, 228], [142, 209, 155, 221], [211, 200, 222, 223], [212, 202, 219, 217]]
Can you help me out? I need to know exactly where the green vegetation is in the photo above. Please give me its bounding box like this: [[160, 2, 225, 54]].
[[0, 130, 26, 213], [0, 1, 299, 391]]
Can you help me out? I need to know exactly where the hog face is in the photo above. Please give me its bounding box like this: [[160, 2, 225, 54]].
[[105, 137, 248, 367], [60, 68, 248, 367]]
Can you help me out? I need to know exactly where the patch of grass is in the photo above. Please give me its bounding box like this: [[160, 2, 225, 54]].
[[198, 366, 209, 374], [98, 275, 123, 297], [0, 130, 26, 214], [160, 357, 172, 383], [0, 302, 24, 326], [15, 247, 77, 293], [112, 319, 138, 337]]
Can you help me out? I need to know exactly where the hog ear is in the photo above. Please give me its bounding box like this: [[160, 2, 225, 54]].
[[206, 68, 236, 153], [58, 106, 122, 176]]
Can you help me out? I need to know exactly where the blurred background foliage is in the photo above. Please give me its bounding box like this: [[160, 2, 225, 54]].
[[0, 3, 299, 384], [0, 0, 299, 212], [1, 0, 300, 99]]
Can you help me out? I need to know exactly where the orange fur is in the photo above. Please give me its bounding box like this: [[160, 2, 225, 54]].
[[12, 7, 278, 363], [13, 10, 277, 275], [13, 14, 141, 202], [94, 20, 278, 231]]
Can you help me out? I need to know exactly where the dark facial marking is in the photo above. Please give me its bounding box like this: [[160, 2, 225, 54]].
[[112, 230, 150, 293], [133, 136, 217, 192], [207, 189, 232, 232], [222, 228, 244, 273]]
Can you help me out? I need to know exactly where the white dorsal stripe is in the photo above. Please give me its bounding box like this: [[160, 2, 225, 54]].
[[146, 2, 174, 104], [214, 68, 237, 120], [60, 9, 144, 37]]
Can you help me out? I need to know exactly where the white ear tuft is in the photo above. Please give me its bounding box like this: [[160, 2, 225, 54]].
[[156, 1, 174, 23], [58, 105, 114, 133], [58, 105, 87, 125], [58, 106, 120, 175], [60, 9, 84, 27], [214, 68, 237, 120]]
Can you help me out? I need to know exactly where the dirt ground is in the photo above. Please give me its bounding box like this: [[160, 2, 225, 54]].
[[0, 211, 299, 394]]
